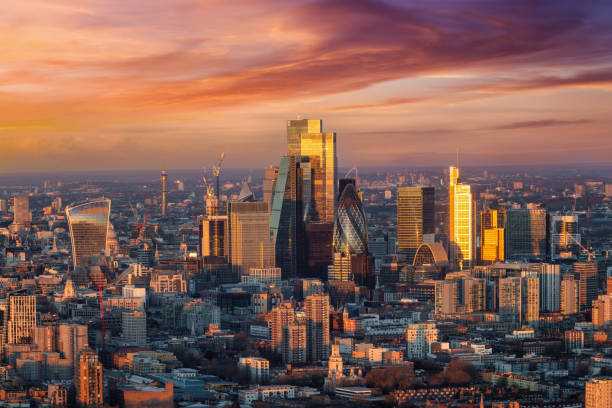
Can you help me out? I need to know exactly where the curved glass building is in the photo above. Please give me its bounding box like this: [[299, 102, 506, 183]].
[[333, 183, 368, 254], [66, 199, 111, 268]]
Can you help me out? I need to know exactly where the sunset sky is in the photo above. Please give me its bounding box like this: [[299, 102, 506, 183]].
[[1, 0, 611, 172]]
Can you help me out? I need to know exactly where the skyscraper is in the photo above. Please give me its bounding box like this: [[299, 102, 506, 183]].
[[286, 119, 337, 223], [499, 277, 522, 322], [560, 275, 579, 315], [198, 214, 227, 258], [57, 323, 88, 374], [66, 199, 111, 268], [228, 201, 275, 276], [7, 292, 36, 345], [575, 261, 599, 311], [305, 292, 330, 362], [270, 156, 310, 278], [397, 187, 435, 256], [12, 195, 32, 224], [448, 166, 473, 270], [161, 169, 167, 216], [527, 263, 560, 312], [282, 323, 307, 364], [75, 349, 103, 408], [504, 209, 547, 261], [333, 182, 368, 255], [481, 208, 505, 263], [585, 378, 612, 408], [263, 165, 279, 210], [121, 311, 147, 345], [549, 214, 580, 260], [270, 302, 295, 352], [522, 276, 540, 324], [434, 280, 458, 315]]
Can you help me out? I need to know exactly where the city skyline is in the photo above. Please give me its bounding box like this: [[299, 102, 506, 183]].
[[2, 1, 612, 172]]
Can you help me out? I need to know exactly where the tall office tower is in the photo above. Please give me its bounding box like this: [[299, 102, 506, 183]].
[[286, 119, 337, 223], [585, 378, 612, 408], [504, 209, 547, 261], [7, 292, 36, 344], [282, 323, 307, 364], [66, 199, 111, 268], [481, 208, 505, 263], [463, 277, 486, 313], [560, 275, 579, 315], [57, 323, 88, 374], [270, 156, 310, 278], [397, 187, 435, 257], [330, 182, 374, 289], [198, 214, 227, 258], [549, 214, 580, 260], [527, 263, 560, 312], [270, 302, 295, 352], [434, 280, 457, 314], [592, 294, 612, 327], [305, 292, 330, 362], [499, 277, 522, 322], [333, 180, 368, 254], [448, 166, 473, 270], [75, 349, 103, 408], [263, 165, 280, 211], [12, 195, 32, 224], [161, 169, 167, 216], [121, 311, 147, 345], [522, 276, 540, 324], [575, 262, 599, 311], [228, 201, 275, 276]]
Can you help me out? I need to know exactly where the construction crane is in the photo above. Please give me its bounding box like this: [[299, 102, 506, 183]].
[[212, 152, 225, 199], [202, 167, 214, 199], [567, 233, 595, 262]]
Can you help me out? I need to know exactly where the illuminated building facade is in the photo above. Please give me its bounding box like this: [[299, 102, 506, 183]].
[[305, 292, 330, 362], [161, 169, 167, 216], [286, 119, 337, 223], [481, 209, 505, 263], [397, 186, 435, 256], [66, 199, 111, 268], [75, 349, 103, 408], [7, 292, 36, 345], [448, 166, 473, 269], [228, 201, 275, 276], [549, 214, 580, 260]]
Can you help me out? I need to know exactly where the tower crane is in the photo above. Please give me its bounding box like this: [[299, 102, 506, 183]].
[[212, 152, 225, 199], [567, 233, 595, 262]]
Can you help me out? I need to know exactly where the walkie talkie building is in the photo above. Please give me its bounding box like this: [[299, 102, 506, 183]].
[[66, 199, 111, 268]]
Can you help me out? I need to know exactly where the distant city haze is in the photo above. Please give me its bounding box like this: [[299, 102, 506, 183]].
[[2, 1, 612, 171]]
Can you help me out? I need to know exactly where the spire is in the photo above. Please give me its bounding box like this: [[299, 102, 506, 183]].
[[238, 181, 255, 202]]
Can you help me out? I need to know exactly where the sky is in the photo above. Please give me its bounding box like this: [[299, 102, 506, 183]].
[[1, 0, 611, 172]]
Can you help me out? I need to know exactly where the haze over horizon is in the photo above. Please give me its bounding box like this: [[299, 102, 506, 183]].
[[2, 0, 612, 172]]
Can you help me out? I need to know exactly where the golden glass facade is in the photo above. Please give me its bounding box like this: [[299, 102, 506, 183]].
[[7, 293, 36, 345], [481, 209, 504, 263], [66, 199, 111, 268], [287, 119, 337, 223], [397, 187, 435, 254], [448, 166, 473, 270], [228, 201, 275, 276]]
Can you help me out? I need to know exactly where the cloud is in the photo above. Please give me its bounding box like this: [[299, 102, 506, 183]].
[[493, 118, 594, 130]]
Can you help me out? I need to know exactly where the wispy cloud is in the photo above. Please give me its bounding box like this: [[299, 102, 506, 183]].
[[494, 118, 594, 130]]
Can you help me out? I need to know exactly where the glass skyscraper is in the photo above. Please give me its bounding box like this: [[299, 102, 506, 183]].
[[504, 208, 547, 261], [270, 156, 311, 278], [448, 166, 473, 270], [397, 186, 435, 256], [333, 182, 368, 255], [66, 199, 111, 268], [286, 119, 337, 224]]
